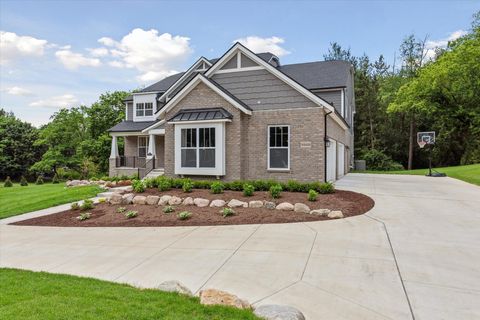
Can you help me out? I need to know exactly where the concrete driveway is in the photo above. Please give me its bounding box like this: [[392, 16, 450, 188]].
[[1, 174, 479, 319]]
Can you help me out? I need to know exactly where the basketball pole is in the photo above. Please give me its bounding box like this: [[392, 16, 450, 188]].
[[428, 144, 432, 177]]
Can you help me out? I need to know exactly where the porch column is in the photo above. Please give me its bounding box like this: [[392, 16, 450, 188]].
[[147, 134, 156, 159], [110, 135, 119, 159]]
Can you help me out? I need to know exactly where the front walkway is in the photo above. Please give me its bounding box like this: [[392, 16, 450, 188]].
[[1, 174, 479, 319]]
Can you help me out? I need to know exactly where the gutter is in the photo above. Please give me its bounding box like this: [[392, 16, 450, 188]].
[[324, 109, 333, 182]]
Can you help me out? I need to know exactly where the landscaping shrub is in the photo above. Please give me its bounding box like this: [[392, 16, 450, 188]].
[[158, 177, 172, 192], [144, 177, 157, 188], [116, 207, 127, 213], [307, 189, 318, 201], [177, 211, 192, 220], [80, 199, 94, 211], [71, 202, 80, 210], [243, 183, 255, 197], [124, 210, 137, 219], [361, 149, 404, 171], [252, 179, 277, 191], [228, 180, 244, 191], [182, 180, 193, 193], [20, 176, 28, 186], [163, 205, 175, 214], [269, 184, 282, 199], [35, 176, 44, 185], [286, 180, 302, 192], [221, 207, 235, 218], [52, 174, 60, 184], [192, 180, 212, 189], [132, 179, 145, 193], [318, 182, 335, 194], [76, 213, 91, 221], [3, 176, 13, 187], [210, 181, 224, 194]]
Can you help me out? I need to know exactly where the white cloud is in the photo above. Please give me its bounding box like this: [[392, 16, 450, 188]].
[[98, 28, 193, 83], [55, 49, 102, 70], [0, 31, 48, 65], [87, 47, 109, 57], [424, 29, 467, 59], [234, 36, 290, 57], [29, 94, 78, 109], [2, 86, 34, 97]]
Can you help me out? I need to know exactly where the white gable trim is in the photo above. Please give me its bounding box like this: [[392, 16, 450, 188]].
[[159, 57, 212, 102], [141, 119, 166, 133], [158, 74, 252, 117]]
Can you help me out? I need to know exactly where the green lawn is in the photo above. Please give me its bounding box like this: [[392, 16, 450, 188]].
[[0, 183, 102, 219], [354, 163, 480, 186], [0, 268, 259, 320]]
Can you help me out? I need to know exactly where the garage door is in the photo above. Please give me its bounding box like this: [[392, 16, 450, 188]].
[[326, 139, 337, 182], [337, 142, 345, 178]]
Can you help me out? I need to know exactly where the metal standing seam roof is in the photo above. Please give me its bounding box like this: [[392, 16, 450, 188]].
[[168, 108, 233, 122]]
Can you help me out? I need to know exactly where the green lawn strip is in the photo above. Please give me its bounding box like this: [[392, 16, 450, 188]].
[[352, 163, 480, 186], [0, 183, 102, 219], [0, 268, 259, 320]]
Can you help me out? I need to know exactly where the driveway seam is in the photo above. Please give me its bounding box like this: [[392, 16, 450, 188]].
[[366, 214, 416, 320], [300, 223, 318, 280]]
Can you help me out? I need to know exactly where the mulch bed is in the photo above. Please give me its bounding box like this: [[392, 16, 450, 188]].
[[12, 189, 374, 227]]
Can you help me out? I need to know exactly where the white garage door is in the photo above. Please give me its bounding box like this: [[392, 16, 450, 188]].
[[337, 142, 345, 178], [326, 139, 337, 182]]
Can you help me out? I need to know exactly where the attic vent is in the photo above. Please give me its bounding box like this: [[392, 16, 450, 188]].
[[269, 56, 280, 67]]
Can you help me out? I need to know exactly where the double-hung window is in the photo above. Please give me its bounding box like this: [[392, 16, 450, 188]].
[[268, 126, 290, 170], [136, 102, 153, 117], [181, 128, 216, 168]]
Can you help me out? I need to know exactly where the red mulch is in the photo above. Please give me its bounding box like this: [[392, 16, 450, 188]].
[[12, 189, 374, 227]]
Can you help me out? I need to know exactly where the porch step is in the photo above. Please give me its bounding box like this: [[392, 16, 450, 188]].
[[144, 169, 165, 180]]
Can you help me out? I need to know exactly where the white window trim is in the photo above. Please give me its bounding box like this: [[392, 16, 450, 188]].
[[341, 89, 345, 118], [137, 136, 149, 158], [267, 125, 290, 171], [174, 122, 225, 176]]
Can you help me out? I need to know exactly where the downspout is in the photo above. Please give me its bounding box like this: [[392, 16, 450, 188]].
[[324, 109, 333, 182]]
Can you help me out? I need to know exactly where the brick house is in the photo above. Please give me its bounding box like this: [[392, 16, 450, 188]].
[[108, 43, 354, 182]]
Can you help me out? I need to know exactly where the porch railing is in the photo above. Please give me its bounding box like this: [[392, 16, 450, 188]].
[[115, 156, 146, 168], [139, 157, 155, 179]]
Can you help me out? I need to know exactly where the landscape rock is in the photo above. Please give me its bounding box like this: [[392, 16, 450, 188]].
[[159, 195, 172, 205], [294, 203, 310, 214], [264, 201, 276, 209], [228, 199, 248, 208], [249, 200, 264, 208], [210, 199, 226, 207], [168, 196, 182, 205], [182, 197, 194, 206], [328, 210, 344, 219], [109, 193, 123, 205], [67, 180, 90, 187], [199, 289, 250, 309], [310, 208, 331, 216], [121, 193, 134, 205], [194, 198, 210, 207], [132, 195, 147, 205], [157, 280, 193, 296], [276, 202, 294, 211], [146, 195, 160, 205], [254, 305, 305, 320]]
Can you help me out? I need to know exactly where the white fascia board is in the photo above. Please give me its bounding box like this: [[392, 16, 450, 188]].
[[159, 74, 252, 117], [133, 91, 162, 95], [141, 119, 166, 133], [167, 119, 232, 125], [110, 131, 145, 137]]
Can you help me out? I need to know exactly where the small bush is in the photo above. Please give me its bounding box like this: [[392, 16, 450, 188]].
[[318, 182, 335, 194], [269, 184, 283, 199], [97, 198, 106, 203], [229, 180, 244, 191], [52, 174, 60, 184], [307, 189, 318, 201], [221, 207, 235, 218], [71, 202, 80, 210], [361, 149, 404, 171], [158, 177, 172, 192], [80, 199, 94, 211], [35, 176, 44, 185], [243, 183, 255, 197], [192, 180, 212, 189], [116, 207, 127, 213], [3, 176, 13, 187], [20, 176, 28, 186], [177, 211, 192, 220], [144, 177, 157, 188], [286, 180, 302, 192], [163, 205, 175, 214], [132, 179, 145, 193], [76, 213, 91, 221], [210, 181, 224, 194], [124, 210, 137, 219], [182, 180, 193, 193]]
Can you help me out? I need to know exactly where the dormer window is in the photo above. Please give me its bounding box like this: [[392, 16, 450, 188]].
[[136, 102, 153, 117]]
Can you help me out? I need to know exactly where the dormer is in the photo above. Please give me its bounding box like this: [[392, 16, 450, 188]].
[[133, 92, 158, 122]]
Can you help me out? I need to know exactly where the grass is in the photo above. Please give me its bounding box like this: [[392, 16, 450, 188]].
[[0, 268, 259, 320], [353, 163, 480, 186], [0, 183, 102, 219]]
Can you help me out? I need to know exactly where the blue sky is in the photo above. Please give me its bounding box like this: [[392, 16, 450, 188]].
[[1, 0, 478, 126]]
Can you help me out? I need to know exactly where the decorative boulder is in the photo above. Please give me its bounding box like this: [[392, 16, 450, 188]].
[[228, 199, 248, 208], [109, 193, 123, 205], [194, 198, 210, 207], [210, 199, 226, 207], [310, 208, 330, 216], [294, 203, 310, 214], [157, 280, 193, 296], [121, 193, 134, 205], [123, 186, 133, 192], [328, 210, 344, 219], [182, 197, 194, 206], [168, 196, 182, 205], [249, 200, 264, 208], [132, 195, 147, 205], [159, 195, 172, 206], [199, 289, 250, 309], [254, 305, 305, 320], [264, 201, 276, 209], [146, 195, 160, 205], [276, 202, 294, 211]]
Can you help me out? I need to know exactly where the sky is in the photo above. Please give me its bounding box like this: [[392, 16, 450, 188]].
[[1, 0, 479, 126]]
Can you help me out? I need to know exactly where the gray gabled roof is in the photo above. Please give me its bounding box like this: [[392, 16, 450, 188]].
[[168, 108, 233, 122], [108, 120, 162, 132], [141, 72, 185, 92]]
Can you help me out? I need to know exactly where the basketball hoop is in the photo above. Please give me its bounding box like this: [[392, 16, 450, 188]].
[[418, 141, 427, 149]]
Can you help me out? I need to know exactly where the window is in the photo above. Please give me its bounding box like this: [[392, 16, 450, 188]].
[[268, 126, 290, 170], [136, 102, 153, 117], [145, 102, 153, 116], [138, 136, 149, 158], [180, 127, 216, 168]]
